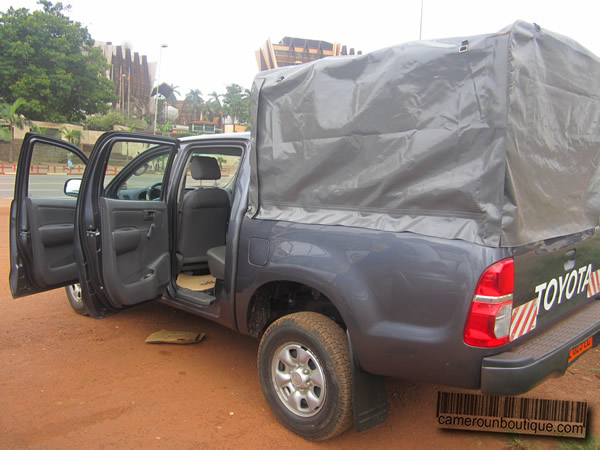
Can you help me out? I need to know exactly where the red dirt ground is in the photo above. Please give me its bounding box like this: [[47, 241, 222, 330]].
[[1, 200, 598, 449]]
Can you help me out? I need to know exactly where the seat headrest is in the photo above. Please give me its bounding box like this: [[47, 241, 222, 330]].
[[190, 156, 221, 180]]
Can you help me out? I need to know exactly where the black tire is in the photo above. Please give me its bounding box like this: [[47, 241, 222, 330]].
[[257, 312, 353, 441], [65, 283, 88, 316]]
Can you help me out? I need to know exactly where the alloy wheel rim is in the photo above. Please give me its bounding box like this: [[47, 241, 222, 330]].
[[271, 342, 326, 418], [69, 284, 82, 303]]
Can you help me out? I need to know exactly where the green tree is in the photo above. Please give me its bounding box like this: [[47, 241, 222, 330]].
[[222, 84, 250, 132], [167, 84, 180, 104], [0, 1, 115, 122], [84, 111, 127, 131], [60, 127, 81, 146], [30, 124, 48, 134], [184, 89, 204, 121], [205, 91, 222, 122], [0, 97, 30, 142], [215, 155, 227, 169], [0, 97, 32, 162], [127, 122, 146, 132], [161, 121, 172, 136], [241, 88, 251, 126]]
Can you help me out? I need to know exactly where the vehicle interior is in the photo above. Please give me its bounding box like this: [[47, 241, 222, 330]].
[[105, 143, 242, 299], [173, 147, 242, 297], [13, 134, 245, 315]]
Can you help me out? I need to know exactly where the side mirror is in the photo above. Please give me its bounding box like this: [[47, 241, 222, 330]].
[[64, 178, 82, 197]]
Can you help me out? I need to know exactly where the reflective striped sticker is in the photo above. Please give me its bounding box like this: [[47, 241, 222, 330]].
[[509, 297, 540, 342], [587, 269, 600, 298]]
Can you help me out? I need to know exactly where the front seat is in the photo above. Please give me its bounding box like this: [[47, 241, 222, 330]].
[[177, 156, 230, 269]]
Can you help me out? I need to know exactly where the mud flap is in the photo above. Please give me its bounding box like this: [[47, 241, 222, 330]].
[[348, 332, 388, 432]]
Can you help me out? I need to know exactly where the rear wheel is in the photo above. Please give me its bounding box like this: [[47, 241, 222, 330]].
[[257, 312, 353, 441], [65, 283, 88, 316]]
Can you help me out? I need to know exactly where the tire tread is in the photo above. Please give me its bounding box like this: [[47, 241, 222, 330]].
[[258, 312, 353, 441]]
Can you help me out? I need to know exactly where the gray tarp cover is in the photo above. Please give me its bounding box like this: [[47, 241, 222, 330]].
[[248, 22, 600, 248]]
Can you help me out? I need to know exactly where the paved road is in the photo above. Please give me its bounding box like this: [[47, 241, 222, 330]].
[[0, 175, 16, 199], [0, 173, 165, 199], [0, 174, 76, 199]]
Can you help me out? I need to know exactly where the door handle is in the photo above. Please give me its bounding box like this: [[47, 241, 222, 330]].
[[146, 223, 155, 239], [143, 210, 156, 221]]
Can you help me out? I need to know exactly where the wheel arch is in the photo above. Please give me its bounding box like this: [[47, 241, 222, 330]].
[[243, 277, 349, 339]]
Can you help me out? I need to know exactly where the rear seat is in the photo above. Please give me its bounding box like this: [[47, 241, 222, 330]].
[[207, 246, 226, 280]]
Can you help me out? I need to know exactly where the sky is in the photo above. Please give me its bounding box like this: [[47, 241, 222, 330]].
[[2, 0, 600, 100]]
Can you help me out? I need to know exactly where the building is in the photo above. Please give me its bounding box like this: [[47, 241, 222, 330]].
[[171, 99, 195, 126], [95, 41, 154, 118], [256, 37, 361, 71]]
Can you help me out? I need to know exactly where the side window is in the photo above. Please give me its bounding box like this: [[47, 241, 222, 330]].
[[28, 142, 86, 198], [183, 152, 241, 190], [103, 140, 173, 201]]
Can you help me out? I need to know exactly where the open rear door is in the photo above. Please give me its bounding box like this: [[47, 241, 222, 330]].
[[10, 133, 88, 298], [74, 132, 178, 318]]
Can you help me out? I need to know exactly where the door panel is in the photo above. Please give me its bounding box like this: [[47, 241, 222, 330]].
[[9, 133, 88, 298], [26, 197, 78, 286], [100, 198, 170, 305], [74, 132, 178, 316]]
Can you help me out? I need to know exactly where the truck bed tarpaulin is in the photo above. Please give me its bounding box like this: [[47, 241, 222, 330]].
[[248, 22, 600, 248]]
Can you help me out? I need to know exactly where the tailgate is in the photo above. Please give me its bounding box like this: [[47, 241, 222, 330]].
[[479, 229, 600, 395], [510, 228, 600, 343]]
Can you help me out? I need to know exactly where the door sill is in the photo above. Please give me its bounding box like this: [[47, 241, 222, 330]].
[[175, 287, 216, 306]]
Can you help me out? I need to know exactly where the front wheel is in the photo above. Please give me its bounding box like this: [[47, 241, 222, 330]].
[[257, 312, 353, 441], [65, 283, 88, 316]]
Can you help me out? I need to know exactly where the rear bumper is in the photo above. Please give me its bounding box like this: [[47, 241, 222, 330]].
[[481, 301, 600, 395]]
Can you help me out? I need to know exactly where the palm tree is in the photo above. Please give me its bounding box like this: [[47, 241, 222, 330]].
[[161, 121, 172, 136], [184, 89, 204, 122], [127, 122, 145, 132], [0, 125, 12, 143], [208, 91, 222, 106], [60, 127, 82, 146], [30, 123, 48, 134], [0, 98, 30, 142], [206, 91, 222, 124], [167, 84, 181, 104], [170, 84, 181, 97], [0, 98, 31, 162]]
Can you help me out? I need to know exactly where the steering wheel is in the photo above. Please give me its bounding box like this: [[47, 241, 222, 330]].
[[146, 182, 162, 200]]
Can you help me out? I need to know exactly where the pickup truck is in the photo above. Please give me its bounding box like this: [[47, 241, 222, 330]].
[[9, 21, 600, 441]]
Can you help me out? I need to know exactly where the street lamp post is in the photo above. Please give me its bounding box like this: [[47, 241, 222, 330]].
[[419, 0, 424, 40], [153, 44, 168, 134]]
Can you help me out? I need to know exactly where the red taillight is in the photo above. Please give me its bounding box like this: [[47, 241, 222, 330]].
[[464, 259, 514, 348], [475, 258, 514, 298]]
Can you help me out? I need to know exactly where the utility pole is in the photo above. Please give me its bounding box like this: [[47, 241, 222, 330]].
[[127, 64, 131, 120], [419, 0, 424, 40], [153, 44, 168, 134]]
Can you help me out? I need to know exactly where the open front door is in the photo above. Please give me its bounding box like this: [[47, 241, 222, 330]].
[[10, 133, 88, 298], [75, 132, 178, 318]]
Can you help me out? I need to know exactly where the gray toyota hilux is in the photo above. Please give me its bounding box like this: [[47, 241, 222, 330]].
[[10, 22, 600, 440]]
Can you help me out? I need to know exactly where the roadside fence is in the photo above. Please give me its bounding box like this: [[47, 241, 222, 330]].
[[0, 164, 120, 176]]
